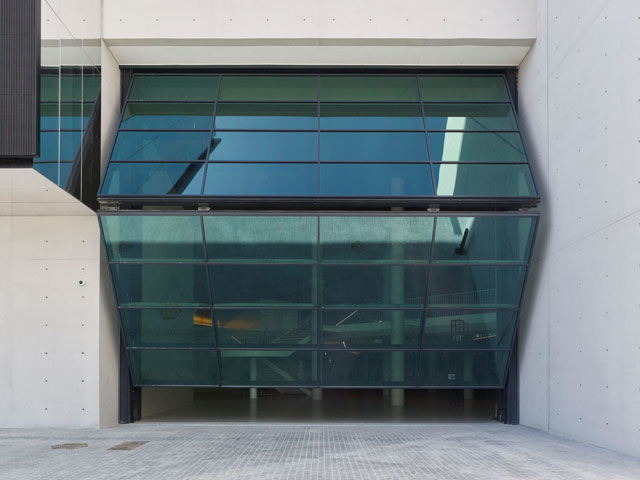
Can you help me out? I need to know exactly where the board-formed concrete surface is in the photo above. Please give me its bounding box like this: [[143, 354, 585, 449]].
[[2, 423, 639, 479]]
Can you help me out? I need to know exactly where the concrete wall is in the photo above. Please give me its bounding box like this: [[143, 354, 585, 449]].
[[518, 0, 640, 457]]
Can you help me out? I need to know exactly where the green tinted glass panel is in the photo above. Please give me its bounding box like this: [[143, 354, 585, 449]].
[[58, 75, 82, 102], [204, 215, 316, 262], [423, 309, 517, 349], [128, 75, 218, 101], [425, 104, 517, 131], [320, 216, 432, 262], [320, 76, 419, 101], [419, 76, 510, 102], [220, 350, 316, 386], [215, 309, 316, 347], [204, 163, 318, 196], [40, 103, 92, 130], [120, 309, 215, 348], [210, 265, 316, 307], [322, 265, 427, 307], [209, 132, 317, 162], [418, 350, 509, 387], [121, 103, 214, 130], [101, 215, 204, 262], [33, 162, 72, 186], [82, 75, 101, 103], [214, 103, 317, 130], [219, 76, 316, 101], [100, 162, 205, 195], [320, 104, 423, 130], [320, 132, 427, 162], [128, 349, 219, 386], [427, 265, 527, 308], [433, 216, 536, 264], [322, 351, 418, 386], [433, 164, 536, 197], [428, 132, 526, 162], [111, 264, 209, 307], [40, 75, 59, 102], [111, 131, 210, 161], [319, 163, 434, 197], [322, 310, 422, 348]]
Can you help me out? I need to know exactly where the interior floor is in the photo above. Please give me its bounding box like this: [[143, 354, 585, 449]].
[[139, 388, 498, 424]]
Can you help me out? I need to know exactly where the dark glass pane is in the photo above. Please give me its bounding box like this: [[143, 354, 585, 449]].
[[322, 310, 422, 348], [321, 351, 418, 387], [55, 75, 101, 102], [128, 349, 219, 386], [214, 103, 317, 130], [423, 310, 517, 349], [81, 75, 101, 103], [425, 104, 517, 130], [427, 265, 527, 308], [40, 103, 92, 130], [216, 309, 316, 347], [100, 162, 204, 195], [210, 265, 316, 307], [110, 264, 209, 307], [120, 309, 215, 347], [204, 163, 317, 196], [101, 215, 204, 262], [419, 76, 510, 102], [319, 164, 433, 197], [110, 131, 210, 161], [38, 131, 81, 161], [320, 76, 419, 101], [320, 104, 423, 130], [322, 265, 427, 308], [121, 103, 214, 130], [219, 76, 316, 101], [204, 215, 316, 262], [320, 132, 427, 162], [320, 216, 432, 262], [40, 75, 59, 102], [33, 162, 72, 186], [128, 75, 218, 101], [220, 350, 316, 386], [208, 132, 317, 162], [433, 216, 537, 264], [59, 75, 83, 102], [428, 132, 526, 162], [418, 350, 509, 387], [433, 164, 536, 197]]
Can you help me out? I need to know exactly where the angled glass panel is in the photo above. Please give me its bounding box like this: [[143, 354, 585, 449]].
[[40, 103, 92, 130], [128, 75, 219, 101], [321, 351, 418, 387], [433, 164, 537, 197], [210, 265, 316, 307], [418, 350, 509, 387], [322, 265, 427, 308], [322, 310, 422, 348], [320, 216, 432, 262], [220, 350, 316, 386], [33, 162, 72, 186], [204, 215, 316, 262], [120, 309, 215, 348], [111, 264, 209, 307], [208, 132, 317, 162], [101, 215, 204, 262], [433, 216, 537, 264], [419, 76, 510, 102], [215, 309, 316, 347], [320, 76, 419, 102], [427, 265, 527, 308], [320, 132, 427, 162], [319, 163, 433, 197], [128, 349, 219, 386], [424, 104, 518, 131], [218, 76, 317, 101], [423, 309, 518, 349], [428, 132, 526, 163], [100, 162, 204, 195], [204, 163, 317, 196], [110, 131, 210, 161], [214, 103, 317, 130], [319, 104, 423, 130], [120, 103, 214, 130], [37, 131, 82, 161]]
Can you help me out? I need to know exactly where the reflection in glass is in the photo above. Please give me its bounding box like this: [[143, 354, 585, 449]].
[[214, 103, 317, 130], [40, 103, 93, 130], [419, 76, 510, 102], [128, 349, 219, 386], [121, 103, 214, 130], [208, 132, 317, 162], [220, 350, 316, 386], [101, 162, 205, 195], [111, 131, 210, 161], [38, 131, 82, 161], [320, 103, 423, 130], [433, 164, 536, 197], [418, 350, 509, 387], [322, 351, 418, 386], [428, 132, 526, 163], [320, 76, 419, 101], [423, 310, 517, 349], [424, 104, 517, 131], [120, 309, 215, 347], [128, 75, 218, 101], [320, 132, 428, 162], [204, 163, 317, 196]]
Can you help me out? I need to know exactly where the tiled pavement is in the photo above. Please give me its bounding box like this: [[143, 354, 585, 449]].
[[1, 423, 639, 479]]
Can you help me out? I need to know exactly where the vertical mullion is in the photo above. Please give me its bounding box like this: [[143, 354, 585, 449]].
[[416, 75, 438, 196], [200, 215, 222, 386], [200, 75, 221, 195], [415, 216, 437, 387], [316, 75, 321, 197]]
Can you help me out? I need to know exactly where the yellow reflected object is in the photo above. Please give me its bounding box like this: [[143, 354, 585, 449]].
[[193, 310, 212, 327]]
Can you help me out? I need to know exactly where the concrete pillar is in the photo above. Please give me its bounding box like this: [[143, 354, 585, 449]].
[[249, 357, 258, 399], [311, 388, 322, 401], [390, 388, 404, 407]]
